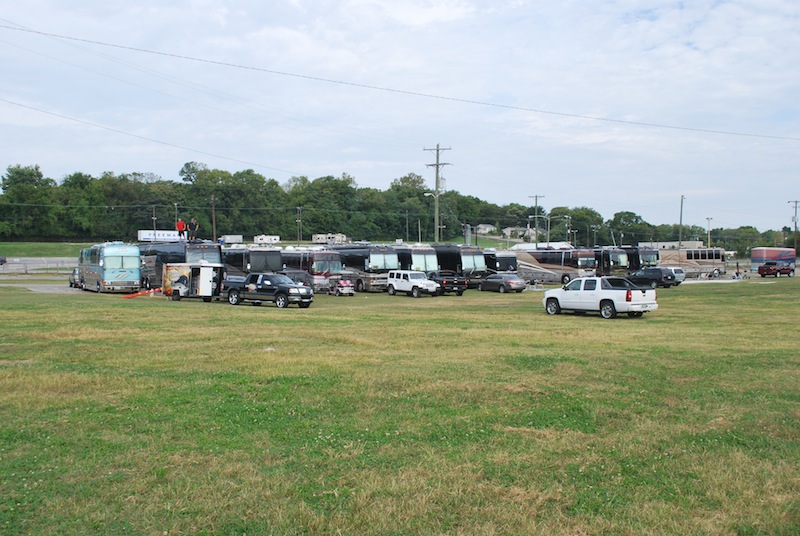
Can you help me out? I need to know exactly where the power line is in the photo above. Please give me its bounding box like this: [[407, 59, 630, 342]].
[[3, 24, 799, 142]]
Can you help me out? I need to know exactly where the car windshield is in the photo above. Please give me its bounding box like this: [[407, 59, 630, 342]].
[[409, 273, 425, 279]]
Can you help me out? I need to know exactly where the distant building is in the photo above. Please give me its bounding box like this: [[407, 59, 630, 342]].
[[254, 235, 280, 244], [312, 233, 349, 245], [475, 224, 497, 235]]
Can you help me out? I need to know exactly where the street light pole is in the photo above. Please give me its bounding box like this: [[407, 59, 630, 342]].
[[706, 217, 713, 247], [529, 194, 544, 245]]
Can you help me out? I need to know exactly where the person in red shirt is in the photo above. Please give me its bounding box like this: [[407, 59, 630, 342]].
[[176, 218, 187, 240]]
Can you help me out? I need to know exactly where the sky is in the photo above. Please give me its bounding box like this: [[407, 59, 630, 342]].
[[1, 0, 799, 232]]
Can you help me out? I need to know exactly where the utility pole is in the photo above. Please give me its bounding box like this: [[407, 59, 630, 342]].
[[211, 195, 217, 243], [790, 200, 799, 251], [151, 206, 157, 234], [678, 195, 685, 249], [706, 217, 713, 247], [424, 144, 451, 243], [529, 194, 544, 245], [295, 207, 302, 245]]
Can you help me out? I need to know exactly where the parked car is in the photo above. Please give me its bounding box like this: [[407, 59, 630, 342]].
[[663, 266, 685, 285], [0, 255, 6, 265], [68, 267, 81, 288], [758, 261, 795, 278], [426, 270, 468, 295], [543, 276, 658, 319], [478, 273, 527, 293], [626, 267, 676, 288], [387, 270, 440, 298]]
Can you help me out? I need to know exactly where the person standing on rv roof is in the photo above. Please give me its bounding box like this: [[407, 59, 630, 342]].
[[176, 218, 187, 240], [187, 218, 199, 240]]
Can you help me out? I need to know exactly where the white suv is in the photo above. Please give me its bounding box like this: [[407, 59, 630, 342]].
[[387, 270, 440, 298], [664, 266, 686, 285]]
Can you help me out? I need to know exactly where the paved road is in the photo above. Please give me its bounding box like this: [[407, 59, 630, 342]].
[[0, 257, 75, 274]]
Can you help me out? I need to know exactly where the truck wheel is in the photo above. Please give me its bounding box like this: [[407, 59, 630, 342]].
[[412, 287, 421, 298], [545, 298, 561, 315], [789, 270, 795, 277], [456, 290, 464, 296], [650, 281, 658, 289], [355, 279, 364, 292], [275, 294, 289, 308], [600, 300, 616, 319], [627, 312, 644, 318], [171, 290, 181, 301], [299, 302, 311, 308], [387, 285, 396, 296], [203, 297, 212, 302], [228, 290, 241, 305]]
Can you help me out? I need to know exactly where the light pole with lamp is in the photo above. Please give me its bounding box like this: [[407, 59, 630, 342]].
[[544, 215, 571, 247]]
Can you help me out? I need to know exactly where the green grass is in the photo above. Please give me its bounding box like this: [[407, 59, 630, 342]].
[[0, 242, 90, 257], [1, 279, 798, 534]]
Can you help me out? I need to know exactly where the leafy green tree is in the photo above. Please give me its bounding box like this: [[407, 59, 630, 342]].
[[0, 165, 58, 240]]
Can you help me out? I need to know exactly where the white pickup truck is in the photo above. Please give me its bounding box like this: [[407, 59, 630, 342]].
[[542, 276, 658, 319]]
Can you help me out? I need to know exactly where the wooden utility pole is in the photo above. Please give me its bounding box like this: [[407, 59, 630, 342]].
[[424, 144, 451, 243], [678, 195, 685, 249], [790, 200, 799, 251]]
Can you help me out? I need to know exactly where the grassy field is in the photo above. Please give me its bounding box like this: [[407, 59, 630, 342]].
[[1, 278, 798, 534], [0, 242, 91, 257]]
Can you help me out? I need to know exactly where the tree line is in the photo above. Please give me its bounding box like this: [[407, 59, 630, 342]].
[[1, 163, 794, 258]]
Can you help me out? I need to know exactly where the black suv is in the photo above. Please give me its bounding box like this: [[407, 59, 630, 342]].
[[626, 267, 676, 288]]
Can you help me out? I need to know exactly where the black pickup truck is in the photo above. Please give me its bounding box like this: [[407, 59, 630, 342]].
[[426, 270, 468, 296], [223, 273, 314, 308]]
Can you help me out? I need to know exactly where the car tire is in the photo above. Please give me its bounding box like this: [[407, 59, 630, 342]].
[[355, 279, 364, 292], [387, 285, 396, 296], [171, 290, 181, 301], [228, 290, 241, 305], [545, 298, 561, 315], [789, 270, 795, 277], [275, 294, 289, 308], [628, 312, 644, 318], [478, 283, 484, 291], [498, 285, 506, 293], [456, 290, 464, 296], [600, 300, 616, 319], [650, 281, 658, 289], [412, 287, 421, 298], [299, 302, 311, 308]]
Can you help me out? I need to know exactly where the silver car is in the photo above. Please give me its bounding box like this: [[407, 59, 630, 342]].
[[478, 274, 527, 293]]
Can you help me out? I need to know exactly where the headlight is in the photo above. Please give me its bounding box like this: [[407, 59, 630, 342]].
[[289, 288, 299, 294]]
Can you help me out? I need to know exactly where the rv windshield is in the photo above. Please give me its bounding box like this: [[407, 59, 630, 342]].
[[368, 252, 399, 271], [103, 255, 140, 269]]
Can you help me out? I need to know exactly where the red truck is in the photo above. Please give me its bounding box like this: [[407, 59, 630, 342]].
[[758, 261, 795, 278]]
